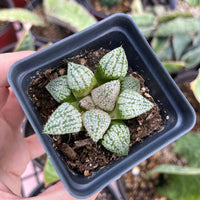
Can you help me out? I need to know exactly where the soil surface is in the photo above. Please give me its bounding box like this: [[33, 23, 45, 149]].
[[120, 81, 199, 200], [31, 4, 73, 41], [29, 48, 163, 176]]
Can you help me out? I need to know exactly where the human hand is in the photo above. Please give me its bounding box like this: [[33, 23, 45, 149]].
[[0, 52, 99, 200]]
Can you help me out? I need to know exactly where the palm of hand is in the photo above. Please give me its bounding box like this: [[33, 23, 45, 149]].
[[0, 88, 30, 195]]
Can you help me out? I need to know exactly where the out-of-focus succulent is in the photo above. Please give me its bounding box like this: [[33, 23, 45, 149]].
[[130, 6, 200, 73], [0, 0, 97, 34], [43, 47, 154, 155]]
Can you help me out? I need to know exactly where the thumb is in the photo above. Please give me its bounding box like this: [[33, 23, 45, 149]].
[[29, 182, 99, 200]]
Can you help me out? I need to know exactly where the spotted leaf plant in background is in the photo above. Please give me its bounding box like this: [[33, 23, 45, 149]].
[[43, 47, 154, 156]]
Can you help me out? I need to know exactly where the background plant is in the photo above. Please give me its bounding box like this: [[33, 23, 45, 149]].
[[0, 0, 97, 34]]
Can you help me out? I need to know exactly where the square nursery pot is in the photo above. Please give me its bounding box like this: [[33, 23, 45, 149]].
[[8, 13, 196, 198]]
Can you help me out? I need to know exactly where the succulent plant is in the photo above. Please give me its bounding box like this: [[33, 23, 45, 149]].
[[43, 47, 154, 155], [130, 7, 200, 73], [99, 0, 121, 8], [0, 0, 97, 34]]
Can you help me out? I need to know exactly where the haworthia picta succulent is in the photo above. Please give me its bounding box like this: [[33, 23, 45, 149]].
[[91, 80, 120, 111], [116, 89, 154, 120], [96, 47, 128, 82], [83, 109, 111, 142], [45, 75, 74, 103], [101, 121, 130, 155], [43, 102, 82, 135], [67, 62, 97, 99]]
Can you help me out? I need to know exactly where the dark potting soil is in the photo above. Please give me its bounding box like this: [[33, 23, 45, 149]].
[[90, 0, 133, 16], [29, 48, 163, 176], [31, 4, 73, 41]]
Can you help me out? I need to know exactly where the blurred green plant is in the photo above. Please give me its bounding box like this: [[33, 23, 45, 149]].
[[0, 0, 97, 33], [148, 133, 200, 200], [130, 6, 200, 73], [191, 70, 200, 103]]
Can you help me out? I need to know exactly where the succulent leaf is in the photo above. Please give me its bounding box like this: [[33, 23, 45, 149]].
[[139, 26, 155, 38], [45, 75, 74, 103], [44, 0, 97, 32], [172, 34, 193, 60], [91, 80, 120, 111], [0, 8, 45, 26], [101, 121, 130, 155], [115, 89, 154, 120], [44, 158, 59, 186], [154, 18, 200, 37], [79, 95, 95, 110], [193, 33, 200, 47], [162, 61, 185, 73], [67, 62, 97, 99], [151, 37, 170, 55], [158, 45, 173, 61], [121, 77, 140, 92], [83, 109, 111, 142], [14, 30, 35, 52], [157, 11, 193, 24], [96, 47, 128, 82], [131, 13, 155, 27], [181, 46, 200, 68], [43, 102, 82, 135], [191, 70, 200, 103]]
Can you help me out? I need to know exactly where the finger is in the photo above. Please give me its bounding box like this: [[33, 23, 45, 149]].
[[25, 134, 45, 160], [30, 182, 99, 200], [0, 51, 34, 87], [0, 89, 25, 129], [0, 87, 9, 110]]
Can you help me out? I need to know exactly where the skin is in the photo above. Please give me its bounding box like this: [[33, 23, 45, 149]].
[[0, 51, 99, 200]]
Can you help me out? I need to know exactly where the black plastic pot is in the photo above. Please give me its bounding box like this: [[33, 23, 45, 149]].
[[0, 0, 17, 50], [28, 182, 121, 200], [8, 14, 195, 198]]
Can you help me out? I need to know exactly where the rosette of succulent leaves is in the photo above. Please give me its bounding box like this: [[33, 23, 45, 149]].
[[43, 47, 154, 156]]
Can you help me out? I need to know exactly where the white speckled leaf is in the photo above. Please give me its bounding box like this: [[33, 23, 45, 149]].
[[45, 75, 73, 103], [101, 121, 130, 155], [43, 102, 82, 135], [117, 89, 154, 119], [83, 109, 111, 142], [67, 62, 97, 99], [96, 47, 128, 82], [121, 77, 140, 92], [91, 80, 120, 111], [79, 95, 95, 110]]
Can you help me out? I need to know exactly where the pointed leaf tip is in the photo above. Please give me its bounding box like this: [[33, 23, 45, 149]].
[[43, 102, 82, 135], [96, 47, 128, 81], [83, 109, 111, 142], [121, 76, 140, 92], [91, 80, 120, 111], [45, 75, 74, 103], [101, 121, 130, 155], [67, 62, 97, 99], [116, 89, 154, 119]]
